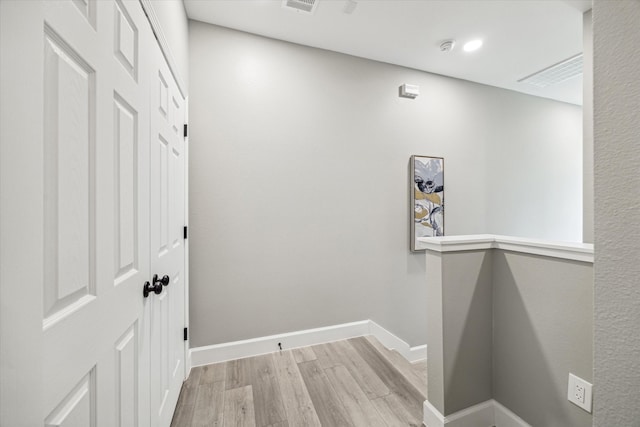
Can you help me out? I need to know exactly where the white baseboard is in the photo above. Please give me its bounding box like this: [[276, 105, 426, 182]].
[[423, 400, 447, 427], [493, 400, 531, 427], [368, 321, 427, 362], [423, 399, 531, 427], [190, 320, 369, 367], [185, 341, 192, 379], [189, 319, 426, 367], [424, 400, 494, 427], [408, 344, 427, 362]]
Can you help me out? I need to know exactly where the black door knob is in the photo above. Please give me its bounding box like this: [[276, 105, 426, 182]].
[[143, 280, 163, 298], [153, 274, 170, 287]]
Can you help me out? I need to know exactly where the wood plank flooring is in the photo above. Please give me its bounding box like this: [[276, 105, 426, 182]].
[[171, 336, 427, 427]]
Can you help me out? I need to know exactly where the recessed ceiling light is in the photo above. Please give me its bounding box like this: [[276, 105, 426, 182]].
[[463, 39, 483, 52]]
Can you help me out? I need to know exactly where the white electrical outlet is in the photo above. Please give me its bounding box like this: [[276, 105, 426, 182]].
[[568, 373, 592, 413], [575, 383, 585, 403]]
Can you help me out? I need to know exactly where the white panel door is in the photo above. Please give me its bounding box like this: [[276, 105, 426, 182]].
[[0, 1, 168, 426], [148, 35, 187, 427]]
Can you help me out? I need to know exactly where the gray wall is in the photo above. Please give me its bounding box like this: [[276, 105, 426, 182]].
[[593, 1, 640, 425], [425, 250, 493, 416], [442, 251, 493, 414], [188, 21, 583, 348], [493, 252, 593, 426], [425, 252, 445, 412], [425, 248, 593, 424], [485, 94, 582, 242]]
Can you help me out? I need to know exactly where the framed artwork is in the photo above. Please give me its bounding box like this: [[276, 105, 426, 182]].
[[410, 155, 444, 251]]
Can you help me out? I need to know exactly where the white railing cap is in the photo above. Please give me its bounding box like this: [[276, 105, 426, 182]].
[[417, 234, 594, 263]]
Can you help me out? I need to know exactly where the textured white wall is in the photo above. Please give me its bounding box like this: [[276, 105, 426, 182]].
[[593, 1, 640, 424], [188, 21, 583, 348]]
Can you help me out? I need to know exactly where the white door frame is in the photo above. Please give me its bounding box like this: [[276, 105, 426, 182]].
[[183, 97, 191, 376], [0, 2, 45, 425]]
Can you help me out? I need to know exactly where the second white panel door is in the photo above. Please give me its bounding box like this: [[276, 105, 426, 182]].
[[148, 32, 187, 427]]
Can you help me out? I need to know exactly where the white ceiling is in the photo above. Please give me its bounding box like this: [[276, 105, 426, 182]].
[[184, 0, 591, 105]]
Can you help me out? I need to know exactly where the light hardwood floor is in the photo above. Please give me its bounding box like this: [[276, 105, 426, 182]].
[[171, 336, 427, 427]]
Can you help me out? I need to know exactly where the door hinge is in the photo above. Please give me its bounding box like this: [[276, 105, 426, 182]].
[[184, 327, 188, 341], [183, 226, 188, 239], [183, 124, 188, 138]]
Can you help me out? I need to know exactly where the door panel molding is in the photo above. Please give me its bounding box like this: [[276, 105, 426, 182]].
[[44, 368, 96, 427]]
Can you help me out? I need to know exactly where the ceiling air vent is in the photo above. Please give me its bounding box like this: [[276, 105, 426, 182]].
[[282, 0, 319, 14], [518, 54, 583, 88]]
